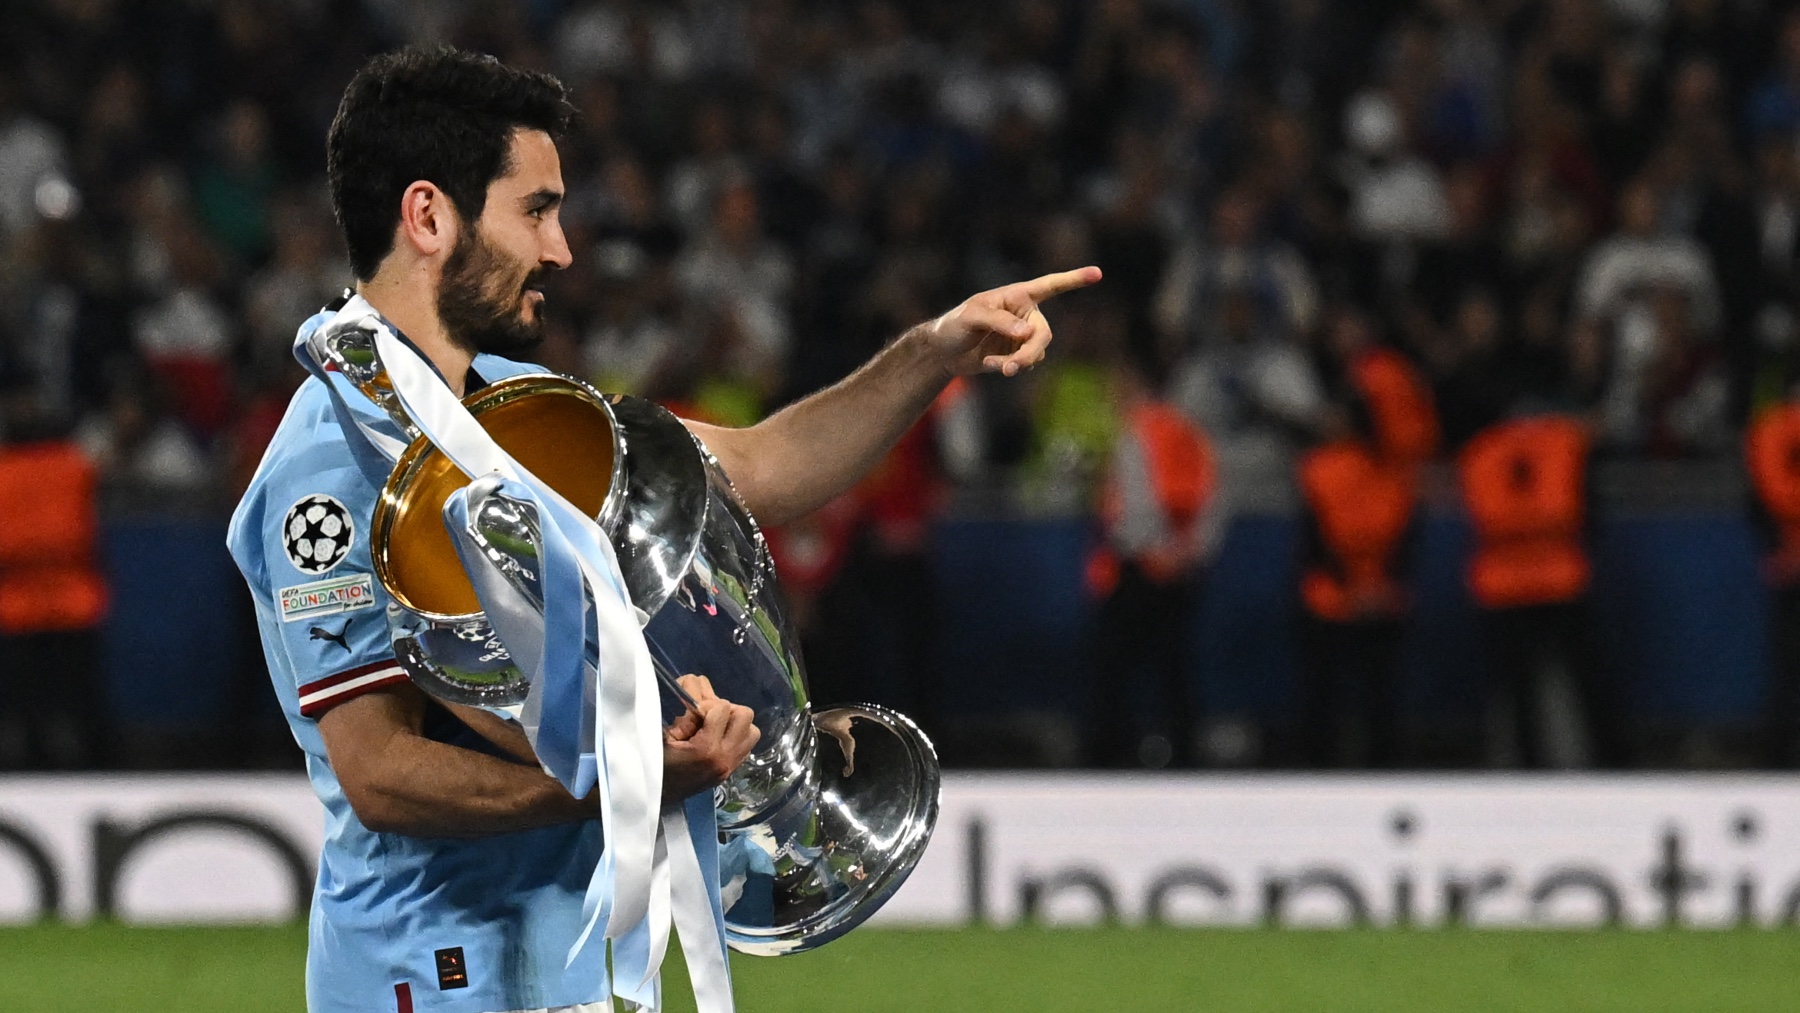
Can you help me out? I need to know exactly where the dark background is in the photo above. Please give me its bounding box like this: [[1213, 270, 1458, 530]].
[[1, 0, 1797, 772]]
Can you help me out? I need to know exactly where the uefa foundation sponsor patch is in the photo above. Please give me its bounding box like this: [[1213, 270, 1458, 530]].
[[279, 572, 377, 623]]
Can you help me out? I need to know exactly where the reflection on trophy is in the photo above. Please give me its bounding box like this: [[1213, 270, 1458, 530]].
[[311, 319, 940, 955]]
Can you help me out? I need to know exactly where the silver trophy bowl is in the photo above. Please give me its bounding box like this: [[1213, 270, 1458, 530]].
[[310, 315, 939, 955]]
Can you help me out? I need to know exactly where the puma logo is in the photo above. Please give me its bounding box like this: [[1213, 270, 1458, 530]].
[[310, 623, 351, 652]]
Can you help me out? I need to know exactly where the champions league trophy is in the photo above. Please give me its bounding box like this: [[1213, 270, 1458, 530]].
[[310, 317, 940, 956]]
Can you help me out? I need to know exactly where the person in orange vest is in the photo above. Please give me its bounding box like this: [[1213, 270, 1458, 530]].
[[1745, 402, 1800, 766], [1320, 306, 1440, 466], [1295, 440, 1419, 767], [1084, 359, 1220, 768], [1295, 307, 1438, 767], [0, 398, 110, 769], [1458, 414, 1624, 768]]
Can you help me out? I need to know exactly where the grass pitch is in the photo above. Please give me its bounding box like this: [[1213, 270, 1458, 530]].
[[1, 924, 1797, 1011]]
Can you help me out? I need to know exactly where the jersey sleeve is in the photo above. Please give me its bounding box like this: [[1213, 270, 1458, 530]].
[[248, 451, 409, 720]]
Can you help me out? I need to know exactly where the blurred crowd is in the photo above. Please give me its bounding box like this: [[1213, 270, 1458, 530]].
[[7, 0, 1800, 769]]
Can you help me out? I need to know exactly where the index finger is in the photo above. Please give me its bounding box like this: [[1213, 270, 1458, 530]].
[[1017, 265, 1103, 303], [688, 698, 736, 744]]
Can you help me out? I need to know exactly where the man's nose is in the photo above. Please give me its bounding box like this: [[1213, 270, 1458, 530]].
[[542, 221, 573, 270]]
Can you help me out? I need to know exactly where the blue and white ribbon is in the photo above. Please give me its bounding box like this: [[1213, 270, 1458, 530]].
[[294, 296, 733, 1013]]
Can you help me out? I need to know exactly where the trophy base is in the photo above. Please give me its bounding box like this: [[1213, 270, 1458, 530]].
[[722, 703, 941, 956]]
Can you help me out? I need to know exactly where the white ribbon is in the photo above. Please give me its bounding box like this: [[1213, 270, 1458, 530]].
[[294, 296, 734, 1012]]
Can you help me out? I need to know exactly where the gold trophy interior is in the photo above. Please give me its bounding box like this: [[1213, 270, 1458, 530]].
[[372, 377, 617, 619]]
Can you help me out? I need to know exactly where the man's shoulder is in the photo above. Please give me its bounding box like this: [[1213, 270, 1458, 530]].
[[253, 380, 373, 493], [228, 380, 381, 569], [229, 357, 550, 570]]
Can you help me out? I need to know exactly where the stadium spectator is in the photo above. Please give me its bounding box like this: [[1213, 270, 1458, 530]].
[[582, 238, 685, 399], [1589, 45, 1658, 189], [1084, 343, 1218, 768], [1083, 128, 1172, 374], [75, 370, 212, 496], [1596, 287, 1733, 457], [1, 214, 112, 423], [665, 101, 746, 238], [1662, 0, 1759, 98], [0, 77, 66, 243], [1745, 8, 1800, 141], [1735, 138, 1800, 411], [0, 396, 108, 769], [1156, 187, 1319, 376], [193, 100, 280, 266], [1428, 287, 1571, 449], [72, 63, 153, 198], [1296, 438, 1417, 769], [1294, 307, 1435, 768], [1168, 271, 1328, 521], [673, 176, 794, 397], [244, 192, 350, 370], [1576, 178, 1720, 341], [1458, 414, 1624, 768], [1341, 89, 1452, 242], [936, 13, 1064, 138], [1575, 178, 1726, 451], [129, 224, 236, 440], [1397, 164, 1504, 344], [1382, 16, 1499, 163], [1744, 400, 1800, 767]]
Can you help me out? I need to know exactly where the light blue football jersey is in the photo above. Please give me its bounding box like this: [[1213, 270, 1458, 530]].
[[227, 308, 606, 1013]]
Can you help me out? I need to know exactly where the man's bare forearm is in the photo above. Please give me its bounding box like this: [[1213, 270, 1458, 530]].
[[686, 267, 1102, 525], [320, 688, 594, 838], [324, 686, 759, 839], [692, 326, 950, 526], [352, 732, 595, 838]]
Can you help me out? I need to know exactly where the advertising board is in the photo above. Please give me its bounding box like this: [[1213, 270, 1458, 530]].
[[874, 774, 1800, 929], [4, 773, 1798, 929]]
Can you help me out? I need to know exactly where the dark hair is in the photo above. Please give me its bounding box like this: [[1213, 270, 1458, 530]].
[[327, 47, 574, 280]]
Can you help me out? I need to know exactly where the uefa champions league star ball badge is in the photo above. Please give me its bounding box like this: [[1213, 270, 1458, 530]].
[[282, 494, 354, 574]]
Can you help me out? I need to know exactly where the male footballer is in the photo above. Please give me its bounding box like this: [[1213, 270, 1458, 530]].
[[228, 46, 1097, 1012]]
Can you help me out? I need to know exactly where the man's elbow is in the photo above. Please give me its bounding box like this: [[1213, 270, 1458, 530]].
[[333, 747, 432, 835], [689, 421, 791, 523], [316, 686, 432, 835]]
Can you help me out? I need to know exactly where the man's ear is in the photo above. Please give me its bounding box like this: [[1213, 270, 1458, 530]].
[[396, 180, 459, 260]]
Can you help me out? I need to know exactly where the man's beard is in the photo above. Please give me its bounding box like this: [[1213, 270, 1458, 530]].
[[436, 226, 550, 358]]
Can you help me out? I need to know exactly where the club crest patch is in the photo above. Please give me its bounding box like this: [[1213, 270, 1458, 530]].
[[279, 573, 377, 624], [282, 494, 353, 574]]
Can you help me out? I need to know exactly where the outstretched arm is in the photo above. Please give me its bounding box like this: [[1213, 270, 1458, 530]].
[[688, 267, 1102, 526]]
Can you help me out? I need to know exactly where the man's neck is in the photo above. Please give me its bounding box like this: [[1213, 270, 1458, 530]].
[[356, 273, 474, 397]]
